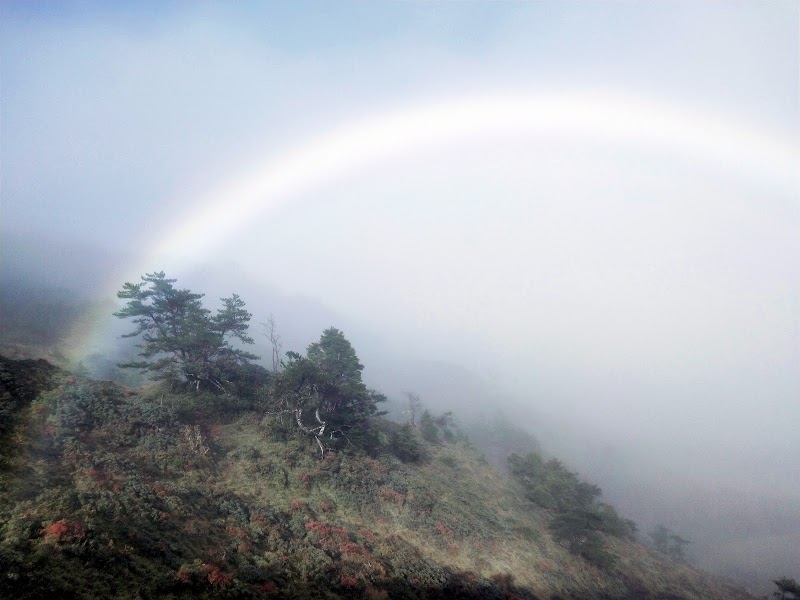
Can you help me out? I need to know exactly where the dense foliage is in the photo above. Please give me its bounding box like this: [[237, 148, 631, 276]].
[[0, 354, 759, 600], [0, 356, 62, 474], [0, 271, 764, 600], [418, 409, 456, 444], [774, 577, 800, 600], [649, 524, 690, 560], [508, 452, 638, 567], [267, 328, 386, 457]]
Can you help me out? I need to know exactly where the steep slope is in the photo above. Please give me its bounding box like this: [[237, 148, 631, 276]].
[[0, 356, 755, 599]]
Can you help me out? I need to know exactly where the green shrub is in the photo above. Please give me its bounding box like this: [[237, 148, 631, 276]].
[[56, 381, 120, 432], [509, 452, 635, 568], [391, 424, 424, 463], [526, 484, 556, 509], [774, 577, 800, 600], [551, 508, 616, 567], [419, 410, 439, 443]]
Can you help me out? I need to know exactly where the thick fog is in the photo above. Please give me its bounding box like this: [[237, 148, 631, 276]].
[[2, 2, 798, 592]]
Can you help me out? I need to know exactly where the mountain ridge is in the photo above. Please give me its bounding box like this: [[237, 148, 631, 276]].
[[0, 354, 758, 599]]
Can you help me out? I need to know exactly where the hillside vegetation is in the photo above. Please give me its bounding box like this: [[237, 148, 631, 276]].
[[0, 354, 756, 600], [0, 273, 760, 598]]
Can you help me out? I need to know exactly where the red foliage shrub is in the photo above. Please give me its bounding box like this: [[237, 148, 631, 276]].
[[226, 525, 248, 540], [305, 520, 331, 536], [462, 571, 480, 583], [298, 472, 311, 486], [366, 457, 389, 475], [377, 487, 404, 504], [330, 526, 349, 541], [42, 519, 85, 543], [289, 499, 307, 512], [435, 522, 450, 538], [359, 529, 378, 545], [259, 582, 278, 593], [251, 514, 270, 528], [340, 542, 367, 556], [340, 576, 359, 588], [175, 567, 192, 585], [152, 484, 171, 498], [319, 500, 334, 513], [86, 467, 121, 491], [201, 562, 233, 588]]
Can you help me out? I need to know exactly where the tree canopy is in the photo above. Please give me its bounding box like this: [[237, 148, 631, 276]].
[[774, 577, 800, 600], [271, 327, 385, 456], [114, 272, 259, 392], [649, 524, 690, 560], [508, 451, 637, 568]]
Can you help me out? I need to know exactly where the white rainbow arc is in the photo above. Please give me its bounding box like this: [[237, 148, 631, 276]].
[[149, 89, 799, 270], [71, 88, 797, 361]]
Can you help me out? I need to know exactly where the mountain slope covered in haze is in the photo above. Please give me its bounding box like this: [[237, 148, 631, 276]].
[[0, 354, 758, 600]]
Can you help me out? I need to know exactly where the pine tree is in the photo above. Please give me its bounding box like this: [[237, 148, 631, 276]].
[[649, 524, 671, 553], [114, 272, 258, 391], [649, 524, 690, 560], [419, 410, 439, 442], [667, 533, 690, 560], [774, 577, 800, 600], [271, 327, 385, 456]]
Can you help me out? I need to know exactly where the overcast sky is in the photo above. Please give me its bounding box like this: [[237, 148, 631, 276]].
[[2, 0, 798, 587]]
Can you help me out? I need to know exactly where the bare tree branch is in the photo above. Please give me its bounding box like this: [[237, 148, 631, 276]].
[[405, 392, 421, 427], [263, 315, 283, 373]]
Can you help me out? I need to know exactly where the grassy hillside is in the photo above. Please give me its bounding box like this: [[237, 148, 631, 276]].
[[0, 355, 755, 599]]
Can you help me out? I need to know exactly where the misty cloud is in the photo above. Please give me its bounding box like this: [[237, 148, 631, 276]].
[[1, 1, 797, 592]]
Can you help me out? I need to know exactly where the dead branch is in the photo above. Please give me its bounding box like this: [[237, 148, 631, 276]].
[[294, 408, 328, 459]]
